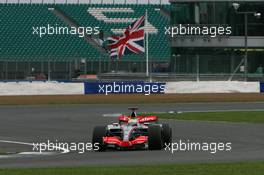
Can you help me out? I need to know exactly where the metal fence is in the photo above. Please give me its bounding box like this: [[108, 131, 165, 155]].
[[0, 0, 170, 4], [1, 59, 264, 82], [0, 60, 170, 81]]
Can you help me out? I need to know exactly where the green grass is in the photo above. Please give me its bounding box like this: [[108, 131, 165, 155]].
[[147, 111, 264, 123], [0, 162, 264, 175], [0, 150, 7, 155]]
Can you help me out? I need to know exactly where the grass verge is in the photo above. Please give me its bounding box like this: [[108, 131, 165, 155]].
[[1, 93, 264, 105], [0, 151, 7, 155], [0, 162, 264, 175], [151, 111, 264, 123]]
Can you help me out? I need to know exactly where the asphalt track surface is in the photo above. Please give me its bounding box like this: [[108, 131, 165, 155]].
[[0, 102, 264, 168]]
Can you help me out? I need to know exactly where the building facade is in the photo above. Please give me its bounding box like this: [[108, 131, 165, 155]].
[[170, 0, 264, 80]]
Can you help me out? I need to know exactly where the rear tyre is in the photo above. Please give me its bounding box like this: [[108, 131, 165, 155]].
[[162, 123, 172, 146], [148, 125, 163, 150], [92, 126, 107, 151]]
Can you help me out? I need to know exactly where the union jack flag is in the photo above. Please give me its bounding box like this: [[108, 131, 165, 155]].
[[108, 16, 145, 58]]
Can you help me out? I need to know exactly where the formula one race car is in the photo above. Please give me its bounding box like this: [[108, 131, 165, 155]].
[[92, 107, 172, 151]]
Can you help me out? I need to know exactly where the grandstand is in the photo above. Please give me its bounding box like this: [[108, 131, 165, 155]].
[[0, 0, 170, 80]]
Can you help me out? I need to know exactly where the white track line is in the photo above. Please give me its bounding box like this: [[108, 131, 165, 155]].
[[102, 113, 123, 117], [102, 109, 264, 117], [0, 139, 69, 158]]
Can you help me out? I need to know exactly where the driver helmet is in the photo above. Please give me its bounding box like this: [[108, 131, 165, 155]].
[[131, 111, 137, 118]]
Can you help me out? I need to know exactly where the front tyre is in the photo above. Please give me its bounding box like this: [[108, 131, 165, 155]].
[[92, 126, 107, 151], [148, 125, 163, 150]]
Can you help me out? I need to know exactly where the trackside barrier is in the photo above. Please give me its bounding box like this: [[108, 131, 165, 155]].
[[165, 81, 260, 93], [0, 81, 262, 96], [84, 82, 166, 95], [0, 82, 84, 96], [260, 83, 264, 93]]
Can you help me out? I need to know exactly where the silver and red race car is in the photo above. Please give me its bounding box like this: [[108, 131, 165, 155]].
[[92, 108, 172, 151]]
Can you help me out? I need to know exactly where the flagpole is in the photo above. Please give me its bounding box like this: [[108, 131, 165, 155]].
[[145, 9, 149, 78]]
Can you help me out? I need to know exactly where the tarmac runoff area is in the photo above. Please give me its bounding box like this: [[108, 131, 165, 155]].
[[0, 102, 263, 168]]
